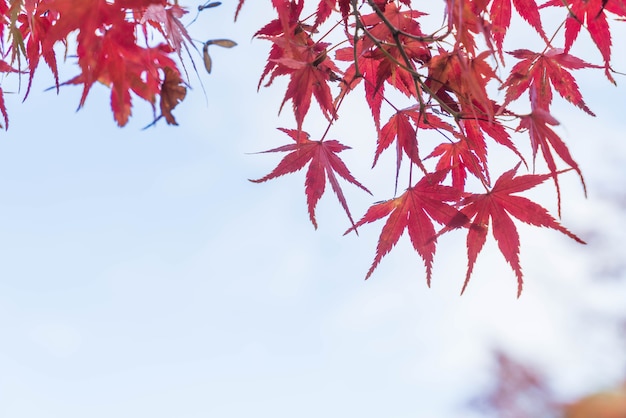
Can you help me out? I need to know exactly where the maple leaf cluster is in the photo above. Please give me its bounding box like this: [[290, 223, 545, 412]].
[[0, 0, 623, 296], [240, 0, 625, 296], [0, 0, 232, 128]]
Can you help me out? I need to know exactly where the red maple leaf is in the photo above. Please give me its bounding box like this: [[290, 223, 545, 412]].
[[490, 0, 547, 60], [140, 4, 192, 56], [314, 0, 351, 27], [426, 49, 498, 118], [455, 163, 585, 297], [254, 0, 305, 38], [345, 170, 467, 284], [358, 2, 426, 46], [335, 42, 387, 130], [516, 109, 586, 215], [257, 4, 340, 130], [17, 2, 60, 99], [375, 108, 425, 176], [426, 139, 486, 191], [455, 100, 524, 181], [374, 107, 454, 186], [251, 128, 371, 229], [540, 0, 625, 81], [501, 48, 599, 114], [443, 0, 492, 55]]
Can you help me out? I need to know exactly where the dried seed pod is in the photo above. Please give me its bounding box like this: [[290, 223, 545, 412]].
[[203, 39, 237, 74]]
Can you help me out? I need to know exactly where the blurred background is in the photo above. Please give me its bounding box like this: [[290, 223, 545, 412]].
[[0, 2, 625, 417]]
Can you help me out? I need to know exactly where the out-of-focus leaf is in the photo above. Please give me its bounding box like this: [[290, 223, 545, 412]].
[[565, 384, 626, 418]]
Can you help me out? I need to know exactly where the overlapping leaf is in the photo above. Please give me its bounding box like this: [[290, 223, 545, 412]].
[[455, 164, 585, 297], [140, 3, 192, 56], [256, 3, 339, 129], [346, 171, 467, 284], [541, 0, 626, 81], [427, 50, 497, 113], [443, 0, 492, 55], [427, 139, 486, 191], [335, 3, 430, 128], [375, 107, 453, 185], [516, 109, 586, 215], [490, 0, 547, 60], [501, 48, 599, 114], [16, 2, 59, 99], [61, 22, 178, 126], [314, 0, 350, 27], [375, 109, 421, 173]]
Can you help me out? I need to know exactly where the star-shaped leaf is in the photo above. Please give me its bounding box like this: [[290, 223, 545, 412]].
[[456, 164, 585, 297], [345, 171, 467, 284], [252, 128, 371, 229]]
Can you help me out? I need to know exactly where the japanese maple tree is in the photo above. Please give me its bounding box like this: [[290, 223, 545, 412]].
[[1, 0, 624, 296]]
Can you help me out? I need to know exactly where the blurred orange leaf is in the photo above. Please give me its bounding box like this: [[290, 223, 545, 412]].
[[565, 384, 626, 418]]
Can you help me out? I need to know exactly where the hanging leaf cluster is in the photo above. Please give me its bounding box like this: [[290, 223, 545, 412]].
[[239, 0, 625, 296], [0, 0, 235, 127], [1, 0, 624, 296]]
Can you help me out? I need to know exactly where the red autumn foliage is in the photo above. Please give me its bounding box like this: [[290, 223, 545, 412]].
[[1, 0, 624, 296], [1, 0, 187, 126], [243, 0, 624, 296]]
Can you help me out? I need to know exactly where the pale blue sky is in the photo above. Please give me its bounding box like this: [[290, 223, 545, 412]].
[[0, 2, 625, 417]]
